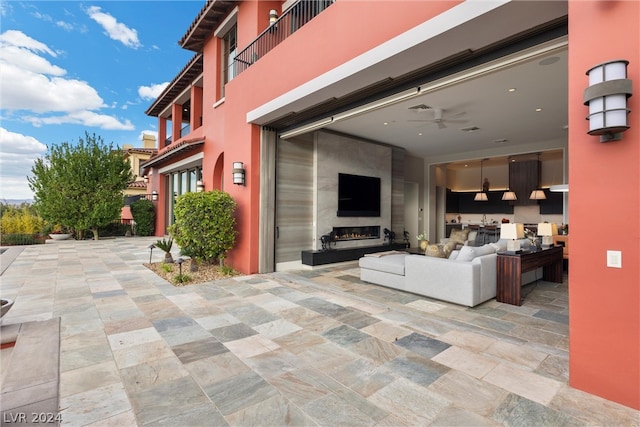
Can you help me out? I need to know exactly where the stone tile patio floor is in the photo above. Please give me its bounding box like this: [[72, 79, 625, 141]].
[[1, 237, 638, 426]]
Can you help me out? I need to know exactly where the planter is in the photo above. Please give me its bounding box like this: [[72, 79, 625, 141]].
[[49, 233, 72, 240], [1, 298, 14, 319]]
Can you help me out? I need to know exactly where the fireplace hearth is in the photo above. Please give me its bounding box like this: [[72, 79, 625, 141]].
[[332, 226, 380, 241]]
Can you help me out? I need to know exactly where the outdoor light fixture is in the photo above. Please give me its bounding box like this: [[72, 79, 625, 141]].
[[148, 244, 155, 264], [196, 180, 204, 192], [232, 162, 246, 185], [151, 191, 158, 201], [175, 257, 184, 276], [584, 59, 633, 142], [474, 159, 488, 201], [500, 223, 525, 253], [143, 175, 148, 184], [174, 192, 178, 201], [269, 9, 278, 26], [537, 223, 558, 248]]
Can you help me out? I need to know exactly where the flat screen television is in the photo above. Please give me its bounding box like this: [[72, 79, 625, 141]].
[[337, 173, 381, 217]]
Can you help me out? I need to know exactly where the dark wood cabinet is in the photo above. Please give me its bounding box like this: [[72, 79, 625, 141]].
[[539, 189, 563, 214], [448, 190, 514, 214]]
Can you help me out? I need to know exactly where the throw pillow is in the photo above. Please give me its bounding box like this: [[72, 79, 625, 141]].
[[425, 244, 446, 258], [442, 240, 458, 258], [449, 228, 470, 245], [474, 244, 496, 257], [455, 245, 476, 262], [449, 250, 460, 260]]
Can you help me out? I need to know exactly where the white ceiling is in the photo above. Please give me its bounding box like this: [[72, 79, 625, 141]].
[[322, 43, 568, 169]]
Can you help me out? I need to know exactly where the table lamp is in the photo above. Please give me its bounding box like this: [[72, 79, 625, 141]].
[[537, 223, 558, 248], [500, 223, 525, 252]]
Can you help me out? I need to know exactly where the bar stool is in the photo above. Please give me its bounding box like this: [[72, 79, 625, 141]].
[[483, 225, 499, 243]]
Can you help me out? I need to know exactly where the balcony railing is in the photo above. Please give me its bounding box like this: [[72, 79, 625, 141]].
[[234, 0, 334, 76]]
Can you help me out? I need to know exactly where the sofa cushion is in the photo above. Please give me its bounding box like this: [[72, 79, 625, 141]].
[[425, 244, 446, 258], [449, 228, 470, 244], [474, 244, 497, 257], [455, 245, 477, 262], [358, 253, 407, 275], [442, 240, 458, 258]]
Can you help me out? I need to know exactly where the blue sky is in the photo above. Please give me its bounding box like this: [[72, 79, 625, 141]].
[[0, 1, 206, 200]]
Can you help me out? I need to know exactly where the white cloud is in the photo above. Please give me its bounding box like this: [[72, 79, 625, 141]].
[[0, 30, 57, 58], [25, 111, 134, 130], [0, 128, 47, 200], [138, 83, 168, 101], [86, 6, 141, 49], [0, 30, 134, 130], [56, 21, 74, 31]]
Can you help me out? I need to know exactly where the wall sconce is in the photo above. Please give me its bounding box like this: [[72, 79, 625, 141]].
[[173, 192, 178, 201], [143, 175, 148, 184], [151, 190, 158, 201], [232, 162, 246, 185], [584, 59, 633, 142], [196, 180, 204, 192], [269, 9, 278, 26]]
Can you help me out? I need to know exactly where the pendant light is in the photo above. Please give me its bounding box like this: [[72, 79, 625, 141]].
[[529, 153, 547, 200], [474, 159, 488, 201], [502, 157, 517, 201]]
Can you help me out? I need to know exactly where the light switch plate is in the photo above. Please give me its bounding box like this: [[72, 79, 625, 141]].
[[607, 250, 622, 268]]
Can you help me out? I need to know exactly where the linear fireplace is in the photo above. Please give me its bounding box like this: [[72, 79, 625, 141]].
[[332, 226, 380, 241]]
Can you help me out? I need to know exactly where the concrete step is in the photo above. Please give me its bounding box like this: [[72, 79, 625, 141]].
[[0, 318, 61, 426]]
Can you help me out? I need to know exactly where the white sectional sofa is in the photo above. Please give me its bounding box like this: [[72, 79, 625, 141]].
[[359, 240, 535, 307]]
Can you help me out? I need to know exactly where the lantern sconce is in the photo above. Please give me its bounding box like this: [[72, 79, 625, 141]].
[[151, 190, 158, 201], [269, 9, 278, 26], [584, 59, 633, 142], [196, 180, 204, 192], [233, 162, 246, 185]]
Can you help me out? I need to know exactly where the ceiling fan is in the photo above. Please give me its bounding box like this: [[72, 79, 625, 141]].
[[407, 104, 468, 129]]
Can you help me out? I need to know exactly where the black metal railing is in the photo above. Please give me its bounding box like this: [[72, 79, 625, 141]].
[[234, 0, 334, 76]]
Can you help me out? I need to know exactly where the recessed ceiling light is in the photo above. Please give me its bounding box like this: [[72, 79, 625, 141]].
[[535, 108, 543, 112], [539, 56, 560, 66], [383, 122, 388, 125], [460, 126, 480, 132], [508, 88, 516, 92]]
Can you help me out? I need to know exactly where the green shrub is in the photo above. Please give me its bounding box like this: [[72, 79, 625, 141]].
[[173, 274, 191, 284], [0, 233, 41, 246], [161, 263, 173, 273], [168, 191, 237, 264], [130, 198, 155, 236]]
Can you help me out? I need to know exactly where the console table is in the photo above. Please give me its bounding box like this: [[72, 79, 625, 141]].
[[496, 246, 563, 306]]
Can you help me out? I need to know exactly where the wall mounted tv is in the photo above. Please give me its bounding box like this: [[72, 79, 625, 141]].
[[337, 173, 381, 217]]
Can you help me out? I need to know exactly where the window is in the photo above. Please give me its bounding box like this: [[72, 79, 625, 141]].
[[222, 23, 237, 96]]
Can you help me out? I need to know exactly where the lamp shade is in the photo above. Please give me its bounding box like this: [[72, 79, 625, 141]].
[[529, 189, 547, 200], [537, 223, 558, 237], [502, 191, 517, 201], [474, 192, 488, 201], [500, 223, 525, 240]]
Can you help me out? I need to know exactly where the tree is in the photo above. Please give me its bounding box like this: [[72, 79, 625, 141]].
[[169, 191, 237, 264], [28, 132, 134, 240]]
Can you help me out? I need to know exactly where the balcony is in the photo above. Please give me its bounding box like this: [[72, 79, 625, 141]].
[[234, 0, 334, 76]]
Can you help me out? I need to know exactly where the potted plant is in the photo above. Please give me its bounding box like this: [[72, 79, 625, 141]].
[[155, 237, 174, 264], [417, 233, 429, 251], [49, 224, 73, 240]]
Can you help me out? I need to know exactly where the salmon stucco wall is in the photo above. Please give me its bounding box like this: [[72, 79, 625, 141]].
[[568, 0, 640, 410]]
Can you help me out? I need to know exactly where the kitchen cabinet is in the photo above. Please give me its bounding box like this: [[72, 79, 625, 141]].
[[448, 190, 514, 214]]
